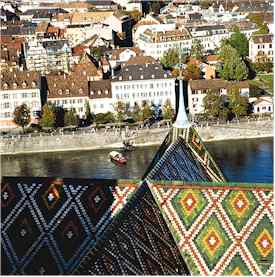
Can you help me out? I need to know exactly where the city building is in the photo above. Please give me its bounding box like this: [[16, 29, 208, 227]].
[[89, 79, 113, 114], [0, 68, 41, 129], [24, 38, 73, 73], [46, 71, 89, 119], [251, 95, 273, 113], [137, 28, 192, 59], [249, 34, 274, 63], [187, 79, 250, 115], [111, 63, 176, 108]]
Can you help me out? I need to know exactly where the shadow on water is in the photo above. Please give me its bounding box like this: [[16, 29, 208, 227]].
[[2, 138, 273, 183]]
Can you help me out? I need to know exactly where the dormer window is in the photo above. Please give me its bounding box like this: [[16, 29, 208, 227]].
[[164, 74, 167, 78], [31, 81, 36, 88], [71, 82, 74, 87], [22, 82, 27, 88], [83, 71, 86, 76], [58, 89, 62, 95], [152, 74, 155, 79], [54, 83, 57, 87], [90, 91, 94, 95], [13, 83, 17, 89], [140, 75, 143, 79], [119, 76, 122, 81], [27, 73, 30, 77], [129, 75, 132, 80], [65, 89, 70, 94], [3, 83, 8, 89], [98, 90, 101, 95], [79, 88, 83, 94], [105, 90, 108, 95]]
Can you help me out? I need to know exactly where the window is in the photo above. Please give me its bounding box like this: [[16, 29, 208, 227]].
[[3, 83, 8, 89], [22, 82, 27, 88], [269, 44, 272, 48], [65, 89, 70, 95], [100, 103, 104, 108], [3, 94, 9, 99], [268, 106, 271, 111], [4, 102, 10, 109], [13, 83, 17, 89], [32, 91, 37, 98], [150, 84, 153, 89]]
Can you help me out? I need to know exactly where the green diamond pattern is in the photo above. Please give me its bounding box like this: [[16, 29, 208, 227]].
[[223, 191, 258, 233], [222, 253, 252, 275], [171, 189, 208, 230], [194, 214, 232, 271], [245, 214, 273, 274]]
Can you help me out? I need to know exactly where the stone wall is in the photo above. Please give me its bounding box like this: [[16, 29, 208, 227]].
[[1, 120, 272, 155]]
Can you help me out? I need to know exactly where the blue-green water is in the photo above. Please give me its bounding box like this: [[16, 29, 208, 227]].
[[2, 138, 273, 183]]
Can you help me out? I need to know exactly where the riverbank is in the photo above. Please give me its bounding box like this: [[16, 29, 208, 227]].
[[1, 120, 272, 155]]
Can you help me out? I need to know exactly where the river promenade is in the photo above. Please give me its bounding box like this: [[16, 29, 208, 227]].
[[1, 118, 273, 155]]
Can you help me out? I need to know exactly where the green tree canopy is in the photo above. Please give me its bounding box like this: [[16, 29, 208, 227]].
[[190, 39, 204, 61], [218, 44, 248, 81], [227, 27, 249, 58], [64, 108, 78, 126], [95, 112, 116, 124], [160, 48, 186, 69], [85, 100, 94, 125], [114, 101, 126, 122], [13, 103, 31, 133], [184, 63, 201, 80], [253, 23, 269, 35], [131, 102, 142, 122], [141, 101, 153, 121], [163, 99, 174, 120], [228, 86, 249, 119], [41, 104, 56, 128]]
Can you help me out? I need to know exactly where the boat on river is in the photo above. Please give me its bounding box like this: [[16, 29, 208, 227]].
[[109, 151, 127, 165]]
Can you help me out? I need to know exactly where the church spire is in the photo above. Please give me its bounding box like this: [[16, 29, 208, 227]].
[[173, 78, 190, 129]]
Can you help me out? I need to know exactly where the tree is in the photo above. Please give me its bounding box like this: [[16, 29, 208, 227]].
[[203, 90, 221, 118], [190, 39, 204, 61], [160, 48, 179, 69], [228, 27, 249, 58], [90, 47, 103, 60], [150, 1, 162, 14], [64, 108, 78, 126], [163, 99, 174, 120], [13, 103, 31, 133], [183, 63, 201, 80], [114, 101, 126, 122], [218, 44, 248, 81], [95, 112, 116, 124], [131, 102, 142, 122], [41, 104, 55, 128], [228, 86, 249, 120], [141, 101, 153, 121], [85, 100, 93, 125], [253, 23, 269, 35]]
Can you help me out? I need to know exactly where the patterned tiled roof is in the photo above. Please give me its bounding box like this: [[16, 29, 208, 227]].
[[1, 177, 139, 274], [148, 180, 274, 276]]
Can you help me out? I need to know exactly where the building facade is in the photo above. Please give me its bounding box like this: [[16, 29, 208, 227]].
[[188, 79, 250, 115], [249, 34, 274, 63], [111, 63, 176, 108], [0, 68, 41, 129]]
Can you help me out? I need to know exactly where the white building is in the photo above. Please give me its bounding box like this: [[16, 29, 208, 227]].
[[251, 96, 273, 114], [137, 28, 192, 60], [89, 80, 114, 114], [24, 38, 73, 73], [187, 79, 250, 115], [0, 68, 41, 129], [111, 63, 176, 108], [249, 34, 274, 63]]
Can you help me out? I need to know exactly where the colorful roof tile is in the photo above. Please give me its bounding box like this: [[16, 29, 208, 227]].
[[1, 177, 139, 274]]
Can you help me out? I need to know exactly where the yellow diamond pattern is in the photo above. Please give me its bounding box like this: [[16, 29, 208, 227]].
[[255, 229, 273, 258], [230, 191, 249, 218], [202, 227, 222, 257]]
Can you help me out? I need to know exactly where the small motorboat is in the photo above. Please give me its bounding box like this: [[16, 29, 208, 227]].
[[109, 151, 127, 165]]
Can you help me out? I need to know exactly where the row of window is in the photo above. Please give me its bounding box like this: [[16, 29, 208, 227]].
[[1, 101, 40, 109], [2, 91, 39, 99], [115, 90, 172, 100], [114, 82, 173, 91], [257, 44, 273, 49], [49, 98, 84, 105], [0, 111, 38, 119]]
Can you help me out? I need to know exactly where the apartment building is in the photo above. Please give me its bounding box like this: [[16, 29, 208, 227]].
[[187, 79, 250, 115], [0, 68, 41, 129], [111, 63, 176, 108], [24, 38, 73, 73], [137, 28, 192, 59], [249, 34, 274, 63]]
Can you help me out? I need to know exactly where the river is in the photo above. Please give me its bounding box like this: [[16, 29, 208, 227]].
[[1, 138, 273, 183]]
